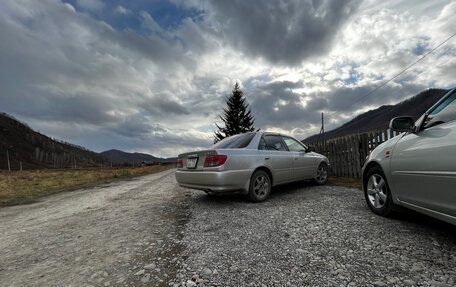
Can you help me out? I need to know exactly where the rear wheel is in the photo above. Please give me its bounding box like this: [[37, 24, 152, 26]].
[[364, 166, 396, 216], [248, 170, 271, 202], [313, 163, 328, 185]]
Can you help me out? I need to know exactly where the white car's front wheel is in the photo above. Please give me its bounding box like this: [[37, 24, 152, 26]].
[[313, 163, 328, 185], [364, 166, 396, 216]]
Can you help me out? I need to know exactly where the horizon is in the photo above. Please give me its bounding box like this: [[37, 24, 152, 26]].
[[0, 0, 455, 158]]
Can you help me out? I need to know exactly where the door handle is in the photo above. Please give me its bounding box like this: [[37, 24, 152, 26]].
[[265, 157, 270, 160]]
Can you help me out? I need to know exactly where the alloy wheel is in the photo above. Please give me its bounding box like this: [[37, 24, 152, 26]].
[[366, 174, 388, 208], [253, 175, 269, 199], [315, 165, 328, 183]]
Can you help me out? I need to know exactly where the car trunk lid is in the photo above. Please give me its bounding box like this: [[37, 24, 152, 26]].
[[178, 150, 219, 171]]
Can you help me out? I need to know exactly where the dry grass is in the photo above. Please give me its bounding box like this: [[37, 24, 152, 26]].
[[328, 176, 362, 190], [0, 165, 175, 206]]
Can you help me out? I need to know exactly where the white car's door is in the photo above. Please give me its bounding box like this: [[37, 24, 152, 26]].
[[282, 136, 316, 180], [391, 91, 456, 216], [258, 135, 294, 184]]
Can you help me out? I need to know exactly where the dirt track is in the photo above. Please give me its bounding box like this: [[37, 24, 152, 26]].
[[0, 169, 188, 287]]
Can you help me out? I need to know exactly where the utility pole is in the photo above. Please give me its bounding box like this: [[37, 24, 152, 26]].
[[320, 112, 324, 134], [6, 149, 11, 172], [319, 112, 326, 154]]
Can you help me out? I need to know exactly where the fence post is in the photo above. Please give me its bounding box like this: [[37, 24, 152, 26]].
[[354, 135, 361, 178], [347, 136, 353, 178], [335, 138, 340, 177], [6, 149, 11, 172]]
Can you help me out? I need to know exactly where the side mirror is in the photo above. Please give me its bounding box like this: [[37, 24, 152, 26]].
[[306, 146, 315, 152], [390, 116, 415, 132]]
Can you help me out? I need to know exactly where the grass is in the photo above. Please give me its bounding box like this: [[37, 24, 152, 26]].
[[0, 165, 175, 206], [328, 176, 362, 190]]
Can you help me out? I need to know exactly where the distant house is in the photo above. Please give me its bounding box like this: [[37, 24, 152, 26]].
[[138, 161, 156, 167]]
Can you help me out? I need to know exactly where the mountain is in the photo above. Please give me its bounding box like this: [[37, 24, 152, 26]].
[[100, 149, 177, 166], [0, 112, 108, 170], [303, 88, 450, 143], [0, 113, 177, 170]]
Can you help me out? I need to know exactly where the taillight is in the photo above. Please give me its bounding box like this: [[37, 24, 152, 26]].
[[177, 159, 183, 168], [204, 155, 227, 167]]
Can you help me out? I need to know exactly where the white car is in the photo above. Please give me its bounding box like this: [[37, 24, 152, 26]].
[[176, 132, 330, 202], [362, 88, 456, 225]]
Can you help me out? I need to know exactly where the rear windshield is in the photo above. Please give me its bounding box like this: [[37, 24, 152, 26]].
[[212, 133, 255, 149]]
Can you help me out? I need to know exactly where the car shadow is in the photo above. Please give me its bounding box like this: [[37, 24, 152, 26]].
[[269, 180, 315, 199], [190, 180, 317, 205], [191, 182, 456, 236], [387, 207, 456, 235]]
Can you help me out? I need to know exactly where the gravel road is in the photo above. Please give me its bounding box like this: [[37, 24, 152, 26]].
[[0, 169, 189, 287], [1, 170, 456, 287]]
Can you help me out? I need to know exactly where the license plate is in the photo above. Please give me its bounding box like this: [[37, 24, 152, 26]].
[[186, 157, 198, 169]]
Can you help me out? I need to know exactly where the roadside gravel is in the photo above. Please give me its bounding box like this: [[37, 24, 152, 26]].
[[173, 181, 456, 287]]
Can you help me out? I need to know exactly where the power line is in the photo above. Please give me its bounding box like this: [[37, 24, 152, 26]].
[[352, 31, 456, 104], [318, 31, 456, 129]]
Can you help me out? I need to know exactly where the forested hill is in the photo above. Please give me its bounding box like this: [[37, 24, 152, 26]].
[[100, 149, 177, 166], [0, 113, 108, 170], [303, 88, 449, 143]]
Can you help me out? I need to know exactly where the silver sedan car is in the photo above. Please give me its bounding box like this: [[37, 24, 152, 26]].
[[363, 88, 456, 225], [175, 132, 330, 202]]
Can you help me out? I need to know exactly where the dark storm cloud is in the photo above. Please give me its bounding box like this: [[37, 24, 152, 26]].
[[317, 83, 429, 113], [204, 0, 360, 65], [113, 115, 163, 138], [140, 95, 190, 116]]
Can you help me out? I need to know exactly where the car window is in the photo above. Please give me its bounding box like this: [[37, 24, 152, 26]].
[[258, 137, 267, 150], [282, 136, 306, 152], [262, 135, 288, 151], [424, 90, 456, 129], [212, 133, 255, 149]]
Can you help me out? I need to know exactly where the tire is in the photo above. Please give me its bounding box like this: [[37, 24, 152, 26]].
[[363, 166, 396, 216], [248, 170, 272, 202], [313, 163, 328, 185]]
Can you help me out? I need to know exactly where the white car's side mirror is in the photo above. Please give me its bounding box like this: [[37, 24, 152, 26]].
[[390, 116, 415, 132]]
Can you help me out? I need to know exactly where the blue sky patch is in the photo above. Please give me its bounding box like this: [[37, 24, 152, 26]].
[[64, 0, 202, 32], [412, 42, 428, 56]]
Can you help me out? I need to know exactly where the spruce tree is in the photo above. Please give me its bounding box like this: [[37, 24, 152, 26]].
[[214, 83, 256, 143]]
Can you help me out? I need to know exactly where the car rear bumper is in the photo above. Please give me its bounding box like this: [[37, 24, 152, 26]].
[[175, 169, 253, 193]]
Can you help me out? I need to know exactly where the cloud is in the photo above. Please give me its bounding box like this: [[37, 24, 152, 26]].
[[192, 0, 361, 66], [115, 5, 131, 15], [140, 95, 190, 116], [140, 10, 164, 33]]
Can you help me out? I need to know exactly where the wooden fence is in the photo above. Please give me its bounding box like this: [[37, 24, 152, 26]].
[[305, 129, 403, 178]]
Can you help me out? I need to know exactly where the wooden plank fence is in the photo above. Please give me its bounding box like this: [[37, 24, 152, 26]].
[[305, 129, 403, 178]]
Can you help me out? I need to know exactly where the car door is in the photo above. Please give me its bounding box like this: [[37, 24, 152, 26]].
[[391, 90, 456, 216], [258, 135, 294, 184], [282, 136, 317, 180]]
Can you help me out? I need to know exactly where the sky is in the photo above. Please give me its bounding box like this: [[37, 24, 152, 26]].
[[0, 0, 455, 157]]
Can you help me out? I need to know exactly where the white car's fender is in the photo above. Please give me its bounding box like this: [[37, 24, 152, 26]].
[[362, 133, 405, 203]]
